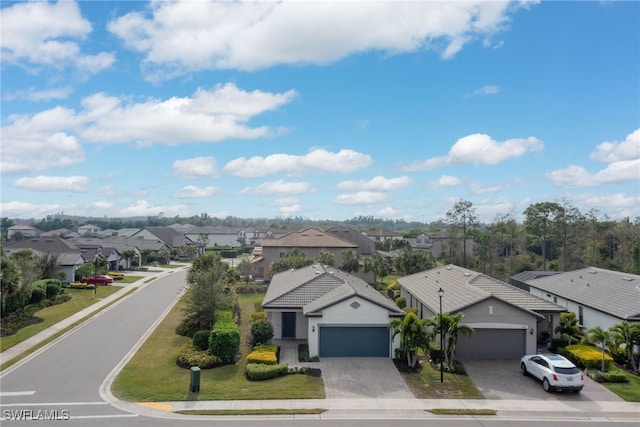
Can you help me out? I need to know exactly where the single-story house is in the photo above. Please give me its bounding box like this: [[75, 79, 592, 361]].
[[525, 267, 640, 330], [262, 264, 405, 358], [398, 264, 566, 359], [7, 224, 40, 240], [408, 232, 475, 260]]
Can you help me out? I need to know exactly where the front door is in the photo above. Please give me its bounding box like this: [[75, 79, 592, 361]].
[[282, 312, 296, 338]]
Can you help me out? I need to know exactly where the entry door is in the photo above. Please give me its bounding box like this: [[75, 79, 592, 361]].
[[282, 312, 296, 338]]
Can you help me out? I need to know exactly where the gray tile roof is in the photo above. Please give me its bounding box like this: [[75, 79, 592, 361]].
[[526, 267, 640, 321], [261, 227, 357, 248], [262, 264, 404, 317], [398, 264, 559, 317], [325, 226, 376, 255]]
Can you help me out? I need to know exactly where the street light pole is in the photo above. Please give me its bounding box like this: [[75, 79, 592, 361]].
[[438, 287, 444, 383]]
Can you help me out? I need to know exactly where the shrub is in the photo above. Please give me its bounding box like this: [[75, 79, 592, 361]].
[[209, 311, 240, 364], [176, 343, 220, 369], [250, 310, 268, 322], [549, 338, 570, 353], [395, 296, 406, 309], [46, 282, 62, 299], [586, 369, 605, 383], [29, 285, 46, 305], [245, 363, 288, 381], [387, 281, 399, 291], [603, 372, 629, 383], [175, 316, 200, 337], [247, 345, 278, 365], [566, 344, 613, 371], [192, 330, 211, 351], [297, 343, 319, 362], [251, 320, 274, 345]]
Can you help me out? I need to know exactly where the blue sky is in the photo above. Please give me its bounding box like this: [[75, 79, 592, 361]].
[[1, 0, 639, 223]]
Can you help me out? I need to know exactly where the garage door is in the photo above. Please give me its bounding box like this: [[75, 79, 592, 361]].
[[319, 326, 389, 357], [455, 329, 525, 359]]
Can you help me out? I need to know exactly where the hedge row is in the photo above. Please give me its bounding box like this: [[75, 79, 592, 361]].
[[246, 363, 289, 381], [565, 344, 613, 371], [247, 345, 278, 365], [209, 310, 240, 364], [176, 343, 221, 369]]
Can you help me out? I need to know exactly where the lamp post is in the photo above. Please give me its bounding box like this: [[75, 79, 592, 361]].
[[437, 287, 444, 383]]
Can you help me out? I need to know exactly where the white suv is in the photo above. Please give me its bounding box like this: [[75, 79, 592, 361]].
[[520, 353, 584, 393]]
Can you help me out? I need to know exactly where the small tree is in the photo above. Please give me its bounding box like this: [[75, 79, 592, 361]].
[[555, 312, 583, 344], [251, 320, 274, 346], [316, 251, 335, 266], [610, 321, 640, 373], [363, 253, 389, 286], [339, 249, 360, 273], [587, 326, 613, 372], [389, 312, 430, 369]]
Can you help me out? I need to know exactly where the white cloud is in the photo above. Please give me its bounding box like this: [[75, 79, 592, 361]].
[[240, 180, 311, 196], [3, 86, 72, 102], [172, 157, 219, 179], [377, 206, 403, 218], [333, 191, 389, 205], [99, 185, 118, 197], [13, 175, 90, 192], [431, 175, 462, 188], [470, 182, 508, 194], [404, 133, 543, 171], [271, 197, 301, 215], [548, 159, 640, 187], [225, 148, 373, 177], [80, 84, 296, 145], [0, 201, 62, 218], [578, 192, 639, 211], [173, 185, 219, 199], [466, 85, 500, 97], [590, 128, 640, 163], [108, 0, 519, 79], [337, 175, 411, 191], [119, 200, 189, 217], [0, 0, 114, 75]]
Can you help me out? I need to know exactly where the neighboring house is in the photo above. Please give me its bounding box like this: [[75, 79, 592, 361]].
[[248, 228, 290, 246], [398, 264, 566, 359], [255, 227, 359, 279], [7, 224, 39, 240], [362, 229, 403, 243], [525, 267, 640, 330], [104, 228, 141, 238], [40, 228, 78, 238], [509, 271, 561, 292], [325, 226, 376, 256], [183, 226, 245, 248], [131, 226, 198, 255], [262, 264, 405, 358], [3, 237, 88, 283], [70, 238, 123, 271], [78, 224, 102, 235], [408, 232, 475, 260]]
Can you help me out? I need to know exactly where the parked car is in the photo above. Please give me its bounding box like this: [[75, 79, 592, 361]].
[[80, 275, 114, 285], [520, 353, 584, 393]]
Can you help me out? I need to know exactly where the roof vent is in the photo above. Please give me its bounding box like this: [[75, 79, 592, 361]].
[[622, 277, 633, 281], [315, 271, 321, 275], [588, 270, 597, 274], [463, 272, 471, 277], [446, 266, 452, 270]]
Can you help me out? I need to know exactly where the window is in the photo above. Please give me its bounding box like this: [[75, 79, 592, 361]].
[[578, 306, 584, 325], [553, 296, 557, 304]]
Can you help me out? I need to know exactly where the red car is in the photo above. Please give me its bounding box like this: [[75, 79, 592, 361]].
[[81, 275, 114, 285]]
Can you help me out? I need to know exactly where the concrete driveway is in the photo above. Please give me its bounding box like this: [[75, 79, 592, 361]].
[[319, 358, 415, 399], [462, 359, 624, 402]]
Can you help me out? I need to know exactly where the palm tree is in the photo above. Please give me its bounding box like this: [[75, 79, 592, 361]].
[[587, 326, 613, 372], [555, 312, 583, 344], [363, 253, 389, 286], [121, 249, 136, 270], [610, 321, 640, 373], [339, 249, 360, 273], [389, 312, 430, 369], [315, 251, 335, 266], [428, 312, 474, 369]]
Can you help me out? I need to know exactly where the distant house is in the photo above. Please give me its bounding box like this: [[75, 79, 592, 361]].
[[40, 228, 77, 238], [254, 227, 359, 280], [408, 232, 475, 260], [248, 228, 290, 246], [525, 267, 640, 330], [7, 224, 39, 240], [509, 271, 561, 292], [362, 229, 403, 243], [262, 264, 405, 357], [131, 226, 198, 256], [325, 226, 376, 256], [3, 237, 88, 283], [398, 264, 566, 359], [183, 226, 245, 248], [78, 224, 102, 235]]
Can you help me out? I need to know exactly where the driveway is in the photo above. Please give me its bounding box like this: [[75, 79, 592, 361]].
[[319, 358, 415, 399], [462, 359, 624, 401]]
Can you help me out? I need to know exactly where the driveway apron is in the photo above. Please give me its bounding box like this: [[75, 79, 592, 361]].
[[320, 358, 415, 399], [462, 359, 624, 402]]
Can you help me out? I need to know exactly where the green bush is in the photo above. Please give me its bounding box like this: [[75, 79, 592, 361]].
[[176, 343, 220, 369], [549, 338, 570, 353], [245, 363, 288, 381], [250, 320, 274, 345], [395, 296, 406, 309], [603, 372, 629, 383], [175, 316, 199, 337], [192, 330, 211, 351], [250, 310, 267, 322], [209, 310, 240, 364], [586, 369, 605, 383], [46, 281, 62, 299], [29, 285, 46, 304]]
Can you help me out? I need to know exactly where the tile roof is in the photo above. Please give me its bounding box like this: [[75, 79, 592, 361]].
[[262, 264, 404, 317], [260, 227, 357, 248], [325, 226, 376, 255], [398, 264, 561, 317], [525, 267, 640, 321]]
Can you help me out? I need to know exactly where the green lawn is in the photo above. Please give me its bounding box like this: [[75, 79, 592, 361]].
[[601, 366, 640, 402], [0, 286, 123, 352], [398, 362, 483, 399], [112, 293, 325, 402]]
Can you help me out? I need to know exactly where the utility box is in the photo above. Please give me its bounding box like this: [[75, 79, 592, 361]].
[[189, 366, 201, 392]]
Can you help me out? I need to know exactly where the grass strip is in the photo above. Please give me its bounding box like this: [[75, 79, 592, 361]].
[[600, 366, 640, 402], [0, 288, 137, 371], [176, 408, 327, 416], [397, 362, 483, 399], [428, 409, 497, 416]]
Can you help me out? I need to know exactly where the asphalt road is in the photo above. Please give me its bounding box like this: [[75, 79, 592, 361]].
[[0, 269, 187, 421]]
